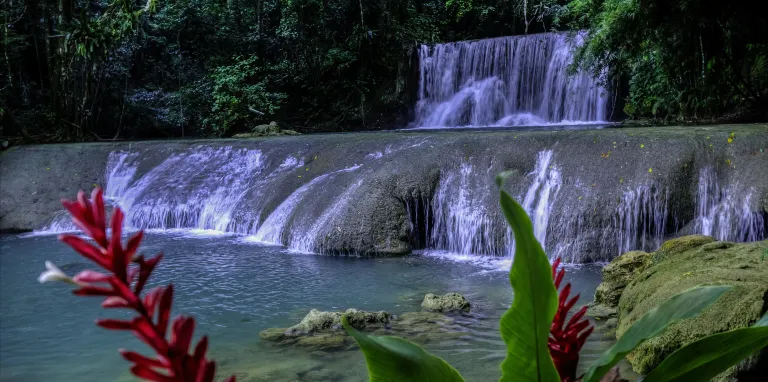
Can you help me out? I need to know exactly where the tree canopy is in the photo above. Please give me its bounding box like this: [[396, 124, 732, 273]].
[[1, 0, 765, 142]]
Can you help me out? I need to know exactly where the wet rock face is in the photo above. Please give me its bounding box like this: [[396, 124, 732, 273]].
[[591, 235, 768, 380], [421, 293, 471, 313], [3, 126, 767, 261]]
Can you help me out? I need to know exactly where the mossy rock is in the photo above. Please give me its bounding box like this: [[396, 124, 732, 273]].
[[593, 250, 652, 308], [587, 303, 618, 320], [294, 334, 349, 351], [285, 308, 391, 336], [259, 327, 289, 342], [233, 121, 301, 138], [654, 234, 715, 261], [616, 238, 768, 380], [421, 293, 471, 313]]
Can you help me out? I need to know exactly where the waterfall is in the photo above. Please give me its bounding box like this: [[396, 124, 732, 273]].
[[105, 152, 138, 199], [415, 33, 607, 128], [429, 150, 561, 257], [288, 180, 364, 253], [28, 141, 764, 261], [522, 150, 561, 247], [614, 185, 669, 255], [431, 162, 502, 255], [250, 165, 362, 245], [694, 167, 765, 242], [116, 147, 265, 230]]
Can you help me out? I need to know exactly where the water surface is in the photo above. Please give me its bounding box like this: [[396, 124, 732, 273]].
[[1, 232, 618, 381]]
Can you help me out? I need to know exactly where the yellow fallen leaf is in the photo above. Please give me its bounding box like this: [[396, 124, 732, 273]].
[[640, 144, 645, 148], [648, 168, 653, 173]]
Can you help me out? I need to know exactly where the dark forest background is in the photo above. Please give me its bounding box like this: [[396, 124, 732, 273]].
[[1, 0, 766, 142]]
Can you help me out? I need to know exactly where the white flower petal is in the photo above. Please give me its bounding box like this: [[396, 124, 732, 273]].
[[38, 261, 74, 284]]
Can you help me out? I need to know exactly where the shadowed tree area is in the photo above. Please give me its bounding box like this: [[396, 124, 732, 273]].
[[1, 0, 766, 142]]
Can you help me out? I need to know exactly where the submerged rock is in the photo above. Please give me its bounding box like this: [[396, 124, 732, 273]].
[[260, 307, 468, 351], [260, 308, 391, 351], [285, 308, 391, 336], [421, 292, 471, 313], [594, 236, 768, 380]]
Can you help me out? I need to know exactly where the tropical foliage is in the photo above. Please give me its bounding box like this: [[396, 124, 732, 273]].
[[2, 0, 766, 141], [567, 0, 768, 121]]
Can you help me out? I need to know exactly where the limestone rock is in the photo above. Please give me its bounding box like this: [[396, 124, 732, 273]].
[[593, 250, 652, 308], [259, 327, 289, 342], [613, 237, 768, 380], [421, 293, 471, 313], [233, 121, 301, 138], [285, 309, 391, 336], [294, 334, 348, 351]]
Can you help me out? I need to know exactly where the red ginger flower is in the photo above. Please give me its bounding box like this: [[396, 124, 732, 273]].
[[40, 188, 235, 382], [548, 258, 594, 382]]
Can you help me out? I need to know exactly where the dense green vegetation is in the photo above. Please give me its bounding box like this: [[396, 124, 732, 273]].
[[569, 0, 768, 122], [1, 0, 766, 142]]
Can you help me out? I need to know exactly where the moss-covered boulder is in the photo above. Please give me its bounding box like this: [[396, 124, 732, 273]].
[[284, 308, 391, 336], [259, 308, 391, 351], [233, 121, 300, 137], [593, 250, 653, 309], [421, 293, 471, 313], [613, 237, 768, 380]]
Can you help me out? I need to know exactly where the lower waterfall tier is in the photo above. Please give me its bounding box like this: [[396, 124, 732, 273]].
[[1, 125, 766, 262]]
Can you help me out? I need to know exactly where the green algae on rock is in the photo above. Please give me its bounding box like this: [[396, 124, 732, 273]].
[[232, 121, 301, 137], [421, 293, 471, 313], [285, 308, 391, 336], [593, 235, 768, 380]]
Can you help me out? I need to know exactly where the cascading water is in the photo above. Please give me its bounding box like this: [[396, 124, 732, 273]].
[[30, 142, 764, 261], [116, 147, 265, 230], [429, 150, 561, 257], [288, 180, 364, 253], [430, 162, 502, 255], [522, 150, 561, 247], [693, 167, 765, 242], [251, 165, 362, 244], [613, 185, 669, 255], [415, 33, 607, 128]]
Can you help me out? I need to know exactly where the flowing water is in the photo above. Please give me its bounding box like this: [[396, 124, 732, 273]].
[[415, 33, 608, 128], [0, 233, 622, 382], [35, 140, 765, 263]]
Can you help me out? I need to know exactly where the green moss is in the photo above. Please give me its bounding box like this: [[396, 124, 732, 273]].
[[593, 250, 652, 308], [653, 235, 715, 262], [421, 293, 471, 313], [294, 334, 349, 351], [616, 238, 768, 378]]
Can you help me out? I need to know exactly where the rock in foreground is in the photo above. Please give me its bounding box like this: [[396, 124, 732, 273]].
[[421, 292, 471, 313], [592, 235, 768, 381], [286, 308, 391, 335]]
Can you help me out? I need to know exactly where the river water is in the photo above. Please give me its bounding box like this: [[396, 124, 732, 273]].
[[0, 231, 620, 381]]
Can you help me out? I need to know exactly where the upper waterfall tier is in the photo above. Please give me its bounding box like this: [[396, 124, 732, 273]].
[[2, 126, 767, 262], [415, 33, 608, 128]]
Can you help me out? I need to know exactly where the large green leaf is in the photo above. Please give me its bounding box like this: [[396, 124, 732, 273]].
[[642, 311, 768, 382], [583, 285, 732, 382], [497, 183, 560, 382], [341, 316, 465, 382]]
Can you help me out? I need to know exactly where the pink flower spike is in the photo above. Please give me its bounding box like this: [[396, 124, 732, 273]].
[[73, 270, 112, 284], [45, 188, 235, 382]]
